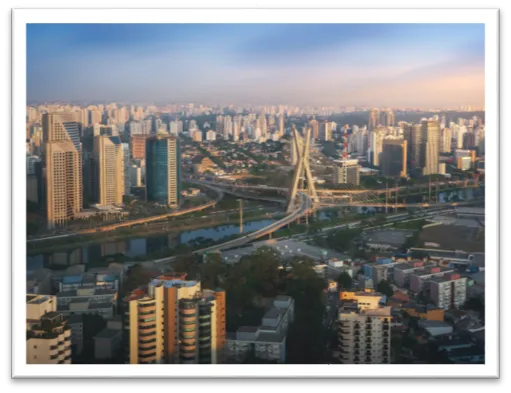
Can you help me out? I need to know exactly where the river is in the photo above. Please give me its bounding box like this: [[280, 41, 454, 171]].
[[27, 186, 483, 271]]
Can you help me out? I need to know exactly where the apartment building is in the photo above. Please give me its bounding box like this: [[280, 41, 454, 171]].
[[429, 273, 468, 310], [123, 274, 226, 364], [226, 296, 294, 364], [393, 261, 437, 288], [93, 135, 124, 206], [56, 287, 117, 318], [26, 294, 72, 364], [409, 267, 455, 293], [337, 291, 391, 364]]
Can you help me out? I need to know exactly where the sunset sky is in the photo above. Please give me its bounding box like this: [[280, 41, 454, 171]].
[[27, 23, 485, 107]]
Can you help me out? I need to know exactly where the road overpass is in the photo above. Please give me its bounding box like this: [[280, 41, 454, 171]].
[[199, 192, 313, 253]]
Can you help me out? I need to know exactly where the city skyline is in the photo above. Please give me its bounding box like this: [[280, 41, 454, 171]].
[[27, 23, 485, 107]]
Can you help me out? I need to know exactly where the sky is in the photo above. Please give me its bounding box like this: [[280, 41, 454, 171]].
[[27, 23, 485, 107]]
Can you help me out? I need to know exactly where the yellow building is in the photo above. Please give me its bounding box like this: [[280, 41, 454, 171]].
[[43, 113, 82, 229], [93, 135, 124, 206], [26, 295, 72, 364], [402, 304, 445, 321], [123, 274, 226, 364]]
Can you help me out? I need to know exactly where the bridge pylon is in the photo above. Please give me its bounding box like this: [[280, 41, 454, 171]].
[[287, 125, 319, 212]]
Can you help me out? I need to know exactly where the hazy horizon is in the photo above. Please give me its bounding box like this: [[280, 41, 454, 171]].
[[27, 23, 485, 107]]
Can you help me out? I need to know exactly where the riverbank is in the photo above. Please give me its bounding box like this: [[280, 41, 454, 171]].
[[27, 210, 284, 255]]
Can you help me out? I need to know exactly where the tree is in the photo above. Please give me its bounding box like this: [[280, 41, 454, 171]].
[[336, 272, 353, 290], [122, 264, 153, 296], [376, 279, 394, 298]]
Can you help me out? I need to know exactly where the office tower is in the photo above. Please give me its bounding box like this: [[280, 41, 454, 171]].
[[381, 139, 407, 178], [122, 144, 131, 196], [43, 113, 82, 229], [123, 275, 226, 364], [440, 127, 452, 153], [26, 294, 72, 364], [309, 118, 319, 139], [410, 124, 422, 169], [429, 273, 467, 310], [92, 136, 124, 206], [333, 159, 360, 186], [337, 291, 391, 364], [368, 108, 379, 131], [145, 134, 180, 207], [420, 120, 440, 175]]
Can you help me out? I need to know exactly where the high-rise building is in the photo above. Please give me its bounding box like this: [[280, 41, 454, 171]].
[[130, 135, 148, 161], [440, 127, 452, 153], [92, 136, 124, 206], [410, 124, 422, 169], [45, 141, 82, 229], [420, 120, 440, 175], [123, 275, 226, 364], [279, 115, 285, 136], [26, 294, 72, 364], [42, 112, 83, 229], [380, 110, 395, 127], [309, 118, 319, 139], [368, 127, 385, 167], [130, 165, 142, 187], [145, 134, 181, 207], [381, 139, 407, 178], [368, 108, 379, 131], [123, 143, 131, 196], [337, 291, 391, 364], [319, 121, 332, 141], [333, 159, 360, 186], [429, 273, 467, 310]]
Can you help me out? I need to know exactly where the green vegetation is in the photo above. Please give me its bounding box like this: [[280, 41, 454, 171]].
[[376, 279, 394, 298], [313, 228, 362, 254], [165, 248, 327, 363], [336, 271, 353, 290]]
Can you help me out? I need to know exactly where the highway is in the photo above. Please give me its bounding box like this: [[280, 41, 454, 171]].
[[199, 192, 313, 253]]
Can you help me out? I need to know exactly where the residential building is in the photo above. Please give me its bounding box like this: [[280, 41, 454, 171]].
[[26, 294, 72, 364], [381, 138, 407, 178], [130, 135, 148, 160], [393, 261, 438, 288], [401, 304, 445, 321], [93, 136, 124, 206], [409, 267, 455, 293], [309, 118, 319, 139], [94, 318, 123, 360], [319, 121, 332, 141], [409, 124, 423, 169], [440, 127, 452, 153], [56, 287, 117, 318], [368, 108, 379, 131], [429, 273, 467, 310], [130, 165, 142, 187], [226, 296, 294, 364], [145, 134, 181, 207], [333, 159, 360, 186], [206, 130, 216, 141], [68, 314, 84, 356], [458, 156, 472, 171], [337, 291, 391, 364], [123, 274, 226, 364]]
